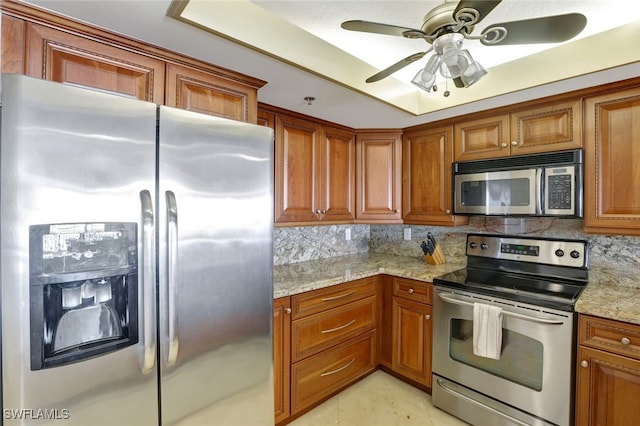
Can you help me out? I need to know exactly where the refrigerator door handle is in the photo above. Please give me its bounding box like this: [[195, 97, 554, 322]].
[[165, 190, 179, 366], [140, 190, 157, 374]]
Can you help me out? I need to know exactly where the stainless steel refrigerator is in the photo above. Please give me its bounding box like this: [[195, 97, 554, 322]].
[[0, 74, 274, 425]]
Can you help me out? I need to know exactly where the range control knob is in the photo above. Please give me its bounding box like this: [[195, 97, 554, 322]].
[[570, 250, 581, 259], [480, 243, 488, 250], [555, 249, 565, 257], [469, 242, 478, 249]]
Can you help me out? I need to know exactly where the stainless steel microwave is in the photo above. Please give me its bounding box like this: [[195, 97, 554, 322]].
[[453, 149, 583, 217]]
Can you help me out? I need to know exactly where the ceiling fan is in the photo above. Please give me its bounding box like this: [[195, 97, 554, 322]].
[[341, 0, 587, 91]]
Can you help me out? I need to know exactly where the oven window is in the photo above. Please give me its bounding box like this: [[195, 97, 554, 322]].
[[449, 318, 543, 391]]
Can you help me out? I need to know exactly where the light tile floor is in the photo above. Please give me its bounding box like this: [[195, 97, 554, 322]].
[[289, 371, 469, 426]]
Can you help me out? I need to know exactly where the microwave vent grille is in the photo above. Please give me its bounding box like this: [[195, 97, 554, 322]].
[[455, 149, 583, 174]]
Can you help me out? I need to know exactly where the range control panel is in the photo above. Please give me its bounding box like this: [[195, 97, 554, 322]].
[[466, 234, 588, 268]]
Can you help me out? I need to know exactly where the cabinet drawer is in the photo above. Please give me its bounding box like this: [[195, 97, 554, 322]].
[[291, 277, 376, 319], [393, 277, 432, 304], [291, 330, 376, 414], [579, 314, 640, 361], [292, 296, 376, 362]]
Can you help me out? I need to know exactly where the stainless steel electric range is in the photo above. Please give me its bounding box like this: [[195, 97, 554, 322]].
[[432, 233, 589, 426]]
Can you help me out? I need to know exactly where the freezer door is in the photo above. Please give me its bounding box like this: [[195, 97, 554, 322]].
[[158, 106, 274, 425], [0, 75, 158, 425]]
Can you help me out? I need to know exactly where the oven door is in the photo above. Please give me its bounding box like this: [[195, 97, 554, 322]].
[[432, 287, 575, 426], [454, 169, 541, 215]]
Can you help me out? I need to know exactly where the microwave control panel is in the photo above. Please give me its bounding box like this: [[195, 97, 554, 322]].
[[545, 166, 575, 214]]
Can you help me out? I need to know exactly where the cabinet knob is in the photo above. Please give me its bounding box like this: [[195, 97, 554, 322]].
[[511, 141, 518, 146], [501, 142, 508, 148], [408, 288, 414, 294], [580, 360, 588, 368], [445, 209, 451, 214], [321, 209, 326, 214], [394, 209, 400, 213], [425, 314, 431, 320], [285, 307, 292, 315], [621, 337, 631, 345]]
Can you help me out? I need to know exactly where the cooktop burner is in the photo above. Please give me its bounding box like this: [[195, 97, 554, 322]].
[[433, 234, 589, 312]]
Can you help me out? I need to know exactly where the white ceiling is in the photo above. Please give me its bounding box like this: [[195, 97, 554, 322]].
[[20, 0, 640, 128]]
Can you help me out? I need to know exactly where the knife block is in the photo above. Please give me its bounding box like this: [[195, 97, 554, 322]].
[[424, 243, 446, 265]]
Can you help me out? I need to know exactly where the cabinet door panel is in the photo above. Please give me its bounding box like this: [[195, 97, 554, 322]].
[[454, 114, 509, 161], [576, 346, 640, 426], [355, 132, 402, 222], [26, 23, 164, 102], [166, 63, 257, 123], [392, 297, 431, 386], [322, 127, 355, 221], [584, 88, 640, 235], [510, 99, 582, 155], [275, 116, 321, 223], [402, 126, 466, 225]]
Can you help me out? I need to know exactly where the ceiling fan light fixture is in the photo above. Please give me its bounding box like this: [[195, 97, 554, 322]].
[[459, 59, 487, 87], [411, 54, 441, 92], [439, 48, 473, 79]]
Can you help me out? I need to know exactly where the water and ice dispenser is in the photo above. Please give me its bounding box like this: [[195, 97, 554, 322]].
[[29, 223, 139, 370]]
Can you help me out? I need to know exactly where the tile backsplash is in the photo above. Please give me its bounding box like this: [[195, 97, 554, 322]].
[[274, 218, 640, 270]]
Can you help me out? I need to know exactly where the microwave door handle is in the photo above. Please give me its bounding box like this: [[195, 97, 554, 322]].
[[536, 168, 544, 215], [437, 292, 564, 325], [140, 190, 157, 375]]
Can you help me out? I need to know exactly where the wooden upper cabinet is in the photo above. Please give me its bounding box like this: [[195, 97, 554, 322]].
[[25, 23, 165, 103], [584, 86, 640, 235], [454, 99, 582, 162], [321, 126, 356, 222], [402, 125, 468, 226], [510, 99, 582, 156], [355, 131, 402, 222], [165, 63, 259, 123], [275, 115, 321, 223], [454, 114, 510, 161], [271, 109, 355, 225]]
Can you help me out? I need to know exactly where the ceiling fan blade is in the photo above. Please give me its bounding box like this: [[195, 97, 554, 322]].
[[481, 13, 587, 46], [454, 0, 502, 24], [365, 51, 431, 83], [341, 20, 426, 38]]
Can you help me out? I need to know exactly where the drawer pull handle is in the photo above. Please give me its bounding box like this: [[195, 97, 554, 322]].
[[621, 337, 631, 345], [320, 358, 355, 377], [408, 288, 414, 294], [321, 319, 356, 334], [321, 291, 355, 302]]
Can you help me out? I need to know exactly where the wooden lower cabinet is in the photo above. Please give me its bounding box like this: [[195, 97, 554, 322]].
[[284, 277, 378, 420], [576, 314, 640, 425], [391, 295, 432, 387], [273, 297, 291, 424], [291, 330, 376, 414]]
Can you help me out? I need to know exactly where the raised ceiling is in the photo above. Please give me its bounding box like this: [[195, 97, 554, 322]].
[[173, 0, 640, 115]]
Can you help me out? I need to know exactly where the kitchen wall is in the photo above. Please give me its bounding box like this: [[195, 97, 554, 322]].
[[274, 218, 640, 270]]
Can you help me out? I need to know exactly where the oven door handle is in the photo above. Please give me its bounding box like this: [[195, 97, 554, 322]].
[[437, 292, 565, 325], [436, 378, 531, 426]]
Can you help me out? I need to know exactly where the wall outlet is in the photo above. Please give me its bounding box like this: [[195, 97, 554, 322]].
[[403, 227, 411, 241], [345, 227, 351, 241]]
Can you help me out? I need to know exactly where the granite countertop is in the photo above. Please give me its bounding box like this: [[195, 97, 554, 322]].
[[575, 265, 640, 325], [273, 252, 465, 298], [275, 252, 640, 325]]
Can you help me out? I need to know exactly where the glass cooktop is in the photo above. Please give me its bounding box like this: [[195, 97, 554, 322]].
[[433, 267, 587, 312]]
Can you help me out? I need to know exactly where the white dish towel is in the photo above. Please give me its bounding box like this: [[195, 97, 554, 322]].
[[473, 302, 504, 360]]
